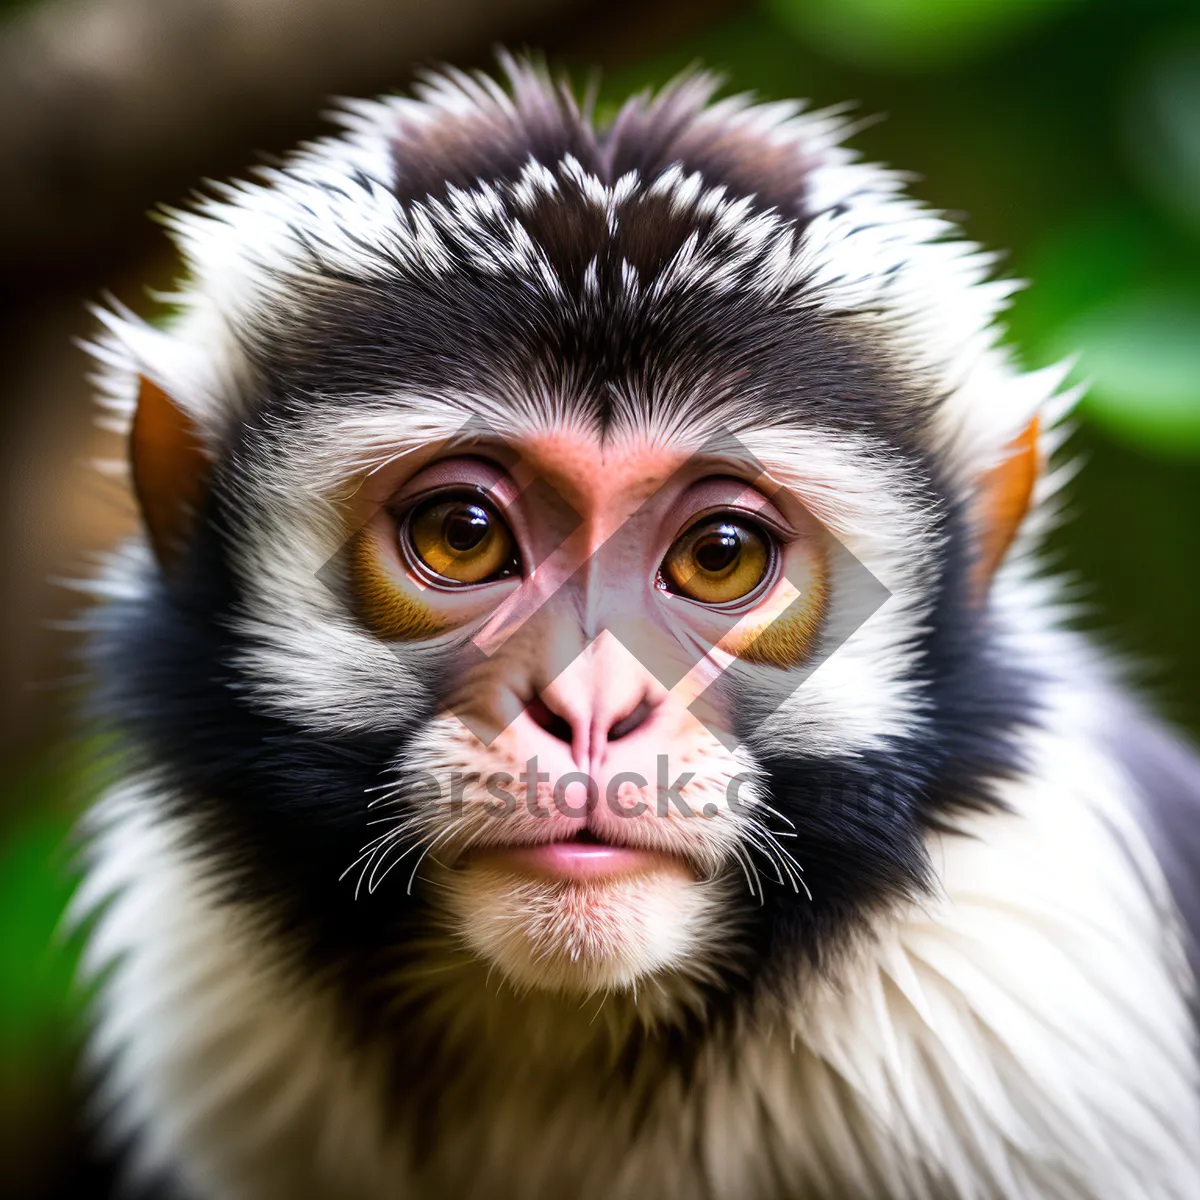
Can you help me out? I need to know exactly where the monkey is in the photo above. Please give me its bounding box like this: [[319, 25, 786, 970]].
[[75, 56, 1200, 1199]]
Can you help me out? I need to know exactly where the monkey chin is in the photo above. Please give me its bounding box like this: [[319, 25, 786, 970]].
[[440, 856, 718, 996]]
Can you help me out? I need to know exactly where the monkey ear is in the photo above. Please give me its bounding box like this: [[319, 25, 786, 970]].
[[130, 376, 211, 571], [972, 417, 1040, 597]]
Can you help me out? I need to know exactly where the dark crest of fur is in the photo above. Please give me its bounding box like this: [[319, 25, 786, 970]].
[[390, 58, 817, 222]]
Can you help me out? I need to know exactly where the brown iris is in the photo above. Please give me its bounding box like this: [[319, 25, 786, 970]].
[[407, 495, 516, 584], [662, 517, 772, 604]]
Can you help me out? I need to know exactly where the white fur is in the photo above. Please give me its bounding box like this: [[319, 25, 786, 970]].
[[80, 641, 1200, 1198]]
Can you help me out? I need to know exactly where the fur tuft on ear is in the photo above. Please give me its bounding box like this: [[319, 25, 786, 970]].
[[130, 376, 210, 571], [973, 417, 1040, 596]]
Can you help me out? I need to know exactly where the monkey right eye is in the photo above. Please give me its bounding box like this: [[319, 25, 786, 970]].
[[403, 492, 520, 586]]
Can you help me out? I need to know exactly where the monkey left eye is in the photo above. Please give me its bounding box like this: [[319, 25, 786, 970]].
[[661, 516, 774, 605], [404, 492, 520, 586]]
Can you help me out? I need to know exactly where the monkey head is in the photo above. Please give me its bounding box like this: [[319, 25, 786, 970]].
[[90, 60, 1049, 1025]]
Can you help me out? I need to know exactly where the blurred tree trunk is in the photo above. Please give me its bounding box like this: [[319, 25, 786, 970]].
[[0, 0, 580, 271]]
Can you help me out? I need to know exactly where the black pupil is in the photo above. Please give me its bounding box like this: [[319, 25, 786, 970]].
[[695, 525, 741, 573], [444, 504, 490, 552]]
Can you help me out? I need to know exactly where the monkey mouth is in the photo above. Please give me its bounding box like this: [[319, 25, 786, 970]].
[[459, 828, 694, 883]]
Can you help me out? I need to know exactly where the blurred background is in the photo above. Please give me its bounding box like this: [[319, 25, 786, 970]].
[[3, 0, 1200, 1194]]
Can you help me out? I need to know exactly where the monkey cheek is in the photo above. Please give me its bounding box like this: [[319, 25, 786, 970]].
[[438, 862, 720, 995]]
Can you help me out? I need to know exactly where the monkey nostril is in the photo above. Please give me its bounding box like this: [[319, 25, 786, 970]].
[[526, 696, 574, 744], [608, 700, 653, 743]]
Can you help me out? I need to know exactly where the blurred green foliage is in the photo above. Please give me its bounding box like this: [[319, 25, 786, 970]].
[[768, 0, 1079, 70], [0, 759, 86, 1056], [0, 814, 81, 1046], [6, 0, 1200, 1186], [0, 761, 89, 1194]]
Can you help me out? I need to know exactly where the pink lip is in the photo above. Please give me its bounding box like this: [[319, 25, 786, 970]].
[[465, 841, 686, 882]]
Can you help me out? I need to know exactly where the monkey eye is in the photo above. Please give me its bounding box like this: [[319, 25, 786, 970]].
[[660, 516, 774, 605], [403, 491, 520, 586]]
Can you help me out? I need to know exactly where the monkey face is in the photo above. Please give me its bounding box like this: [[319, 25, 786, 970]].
[[337, 428, 834, 992], [92, 64, 1045, 1020]]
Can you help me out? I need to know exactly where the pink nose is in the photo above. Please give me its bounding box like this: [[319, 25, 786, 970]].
[[524, 632, 661, 777]]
